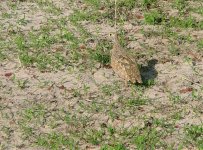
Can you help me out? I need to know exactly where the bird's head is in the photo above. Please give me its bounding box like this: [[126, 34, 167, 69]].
[[109, 32, 119, 43]]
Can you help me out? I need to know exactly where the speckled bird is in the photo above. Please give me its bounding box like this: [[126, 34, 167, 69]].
[[110, 33, 142, 85]]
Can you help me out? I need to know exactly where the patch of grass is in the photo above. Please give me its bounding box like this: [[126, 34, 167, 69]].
[[175, 34, 193, 44], [69, 10, 101, 23], [184, 124, 203, 149], [69, 48, 82, 62], [168, 43, 180, 56], [121, 125, 164, 150], [101, 144, 127, 150], [197, 39, 203, 48], [1, 12, 12, 19], [36, 0, 62, 15], [19, 52, 34, 67], [1, 126, 12, 139], [72, 88, 82, 97], [7, 1, 17, 10], [84, 0, 101, 8], [89, 39, 111, 65], [36, 132, 77, 150], [64, 111, 89, 130], [85, 100, 104, 113], [83, 129, 104, 145], [170, 110, 183, 120], [144, 10, 164, 25], [141, 29, 162, 38], [53, 52, 68, 68], [184, 56, 193, 65], [60, 30, 78, 42], [17, 15, 30, 26], [192, 6, 203, 15], [141, 0, 157, 8], [35, 53, 52, 70], [169, 92, 182, 104], [15, 34, 34, 66], [142, 79, 156, 87], [172, 0, 187, 12], [155, 118, 175, 132], [134, 128, 162, 150], [107, 125, 116, 135], [64, 113, 77, 125], [71, 0, 138, 25], [12, 24, 73, 70], [168, 16, 197, 28], [198, 21, 203, 30], [22, 104, 45, 122], [28, 30, 57, 49], [125, 97, 148, 107], [117, 30, 128, 47], [19, 124, 34, 139], [0, 144, 6, 150], [1, 0, 203, 149], [117, 0, 137, 10], [161, 27, 177, 38], [90, 52, 110, 65], [17, 104, 46, 139], [0, 50, 6, 60], [11, 75, 29, 89], [101, 83, 120, 96], [16, 79, 28, 89], [191, 89, 202, 101], [15, 34, 27, 50]]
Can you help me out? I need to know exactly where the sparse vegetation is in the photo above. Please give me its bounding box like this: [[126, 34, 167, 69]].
[[0, 0, 203, 150]]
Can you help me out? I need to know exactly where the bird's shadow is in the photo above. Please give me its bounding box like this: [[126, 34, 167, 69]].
[[140, 59, 158, 86]]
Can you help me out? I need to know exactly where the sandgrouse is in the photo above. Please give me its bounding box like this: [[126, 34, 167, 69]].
[[110, 33, 142, 85]]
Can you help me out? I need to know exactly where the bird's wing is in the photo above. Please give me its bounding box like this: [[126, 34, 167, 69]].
[[116, 54, 142, 83], [116, 52, 135, 65]]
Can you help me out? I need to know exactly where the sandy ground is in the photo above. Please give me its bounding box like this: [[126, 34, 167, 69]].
[[0, 0, 203, 149]]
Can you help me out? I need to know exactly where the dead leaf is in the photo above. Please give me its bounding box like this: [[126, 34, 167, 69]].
[[79, 44, 86, 49], [5, 72, 13, 77], [58, 85, 66, 90], [138, 107, 145, 112], [180, 87, 193, 93], [135, 14, 144, 19]]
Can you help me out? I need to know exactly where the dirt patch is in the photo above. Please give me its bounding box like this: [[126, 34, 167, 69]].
[[0, 0, 203, 149]]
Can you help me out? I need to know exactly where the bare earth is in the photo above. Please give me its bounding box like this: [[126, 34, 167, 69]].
[[0, 0, 203, 150]]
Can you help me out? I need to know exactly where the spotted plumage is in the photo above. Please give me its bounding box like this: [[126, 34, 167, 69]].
[[110, 33, 142, 84]]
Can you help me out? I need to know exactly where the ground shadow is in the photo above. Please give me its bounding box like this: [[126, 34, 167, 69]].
[[140, 59, 158, 85]]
